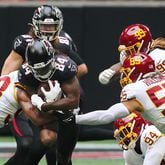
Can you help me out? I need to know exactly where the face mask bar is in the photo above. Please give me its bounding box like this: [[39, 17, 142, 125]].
[[114, 120, 138, 150], [28, 59, 55, 82]]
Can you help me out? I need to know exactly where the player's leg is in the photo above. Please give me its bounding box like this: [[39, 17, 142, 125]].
[[4, 112, 33, 165], [23, 121, 52, 165], [45, 143, 57, 165], [44, 121, 59, 165], [57, 121, 79, 165], [32, 120, 59, 165]]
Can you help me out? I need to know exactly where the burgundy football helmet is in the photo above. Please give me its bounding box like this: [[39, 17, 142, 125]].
[[114, 112, 149, 150], [120, 52, 155, 87], [119, 24, 152, 56]]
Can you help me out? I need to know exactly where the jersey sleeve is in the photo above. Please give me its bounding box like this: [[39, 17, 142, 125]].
[[120, 83, 137, 102], [54, 55, 78, 82], [142, 125, 165, 165], [53, 32, 85, 65], [18, 63, 40, 89], [68, 50, 84, 65], [61, 32, 85, 65], [12, 35, 33, 61]]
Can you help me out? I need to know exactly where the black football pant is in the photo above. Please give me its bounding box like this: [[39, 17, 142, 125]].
[[4, 112, 79, 165], [4, 112, 46, 165]]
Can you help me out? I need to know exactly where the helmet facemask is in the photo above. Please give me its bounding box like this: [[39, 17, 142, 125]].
[[33, 18, 63, 41], [114, 113, 147, 150], [29, 58, 55, 82], [26, 38, 56, 82], [120, 67, 134, 88], [119, 52, 155, 87], [114, 120, 143, 150]]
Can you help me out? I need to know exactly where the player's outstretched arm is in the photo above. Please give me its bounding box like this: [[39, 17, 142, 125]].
[[75, 103, 130, 125]]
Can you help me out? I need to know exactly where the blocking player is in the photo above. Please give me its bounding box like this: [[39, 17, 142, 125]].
[[114, 112, 165, 165], [0, 70, 56, 132], [98, 23, 154, 84], [56, 52, 165, 135], [2, 5, 86, 165], [19, 38, 81, 165]]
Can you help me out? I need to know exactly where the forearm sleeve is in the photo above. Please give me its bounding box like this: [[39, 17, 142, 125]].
[[76, 103, 130, 125]]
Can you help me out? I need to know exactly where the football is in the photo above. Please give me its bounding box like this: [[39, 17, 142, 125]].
[[37, 81, 55, 100]]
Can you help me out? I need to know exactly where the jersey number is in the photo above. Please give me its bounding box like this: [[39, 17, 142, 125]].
[[146, 82, 165, 116], [144, 131, 159, 145], [0, 76, 10, 97]]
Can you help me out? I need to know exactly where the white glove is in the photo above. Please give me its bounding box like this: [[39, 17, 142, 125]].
[[41, 80, 62, 102], [98, 68, 116, 85], [31, 94, 45, 111]]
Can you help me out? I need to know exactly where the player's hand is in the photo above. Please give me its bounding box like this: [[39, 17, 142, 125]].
[[41, 80, 62, 102], [31, 94, 45, 111], [98, 68, 115, 85], [53, 111, 76, 124]]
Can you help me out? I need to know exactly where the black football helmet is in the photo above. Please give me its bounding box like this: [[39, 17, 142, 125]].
[[25, 38, 55, 82], [32, 5, 63, 41]]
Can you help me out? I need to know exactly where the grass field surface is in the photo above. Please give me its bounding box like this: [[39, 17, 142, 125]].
[[0, 136, 124, 165]]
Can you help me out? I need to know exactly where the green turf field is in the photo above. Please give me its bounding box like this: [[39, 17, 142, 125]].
[[0, 137, 124, 165], [0, 158, 124, 165]]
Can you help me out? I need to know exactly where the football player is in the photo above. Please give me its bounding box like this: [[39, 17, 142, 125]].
[[2, 5, 86, 165], [0, 70, 56, 133], [19, 38, 80, 165], [114, 112, 165, 165], [98, 23, 165, 84], [57, 52, 165, 137]]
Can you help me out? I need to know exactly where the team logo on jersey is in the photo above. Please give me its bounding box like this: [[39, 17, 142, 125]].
[[14, 39, 22, 49], [71, 65, 77, 72]]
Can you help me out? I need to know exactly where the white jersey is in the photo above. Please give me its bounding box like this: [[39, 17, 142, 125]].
[[124, 125, 165, 165], [121, 74, 165, 133], [149, 48, 165, 75], [0, 71, 21, 127]]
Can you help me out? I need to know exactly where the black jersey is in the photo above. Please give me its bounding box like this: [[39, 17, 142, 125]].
[[12, 30, 83, 65], [13, 34, 33, 61], [18, 54, 78, 90]]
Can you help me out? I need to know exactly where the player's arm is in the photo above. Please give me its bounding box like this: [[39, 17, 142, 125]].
[[74, 99, 141, 125], [1, 50, 23, 75], [98, 62, 122, 85], [77, 63, 88, 78], [17, 88, 55, 126], [52, 36, 88, 78]]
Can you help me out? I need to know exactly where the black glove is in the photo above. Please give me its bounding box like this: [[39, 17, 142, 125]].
[[53, 111, 76, 124]]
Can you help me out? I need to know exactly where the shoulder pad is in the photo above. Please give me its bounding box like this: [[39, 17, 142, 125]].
[[143, 125, 162, 145], [54, 55, 77, 82], [13, 34, 33, 60], [120, 84, 137, 102]]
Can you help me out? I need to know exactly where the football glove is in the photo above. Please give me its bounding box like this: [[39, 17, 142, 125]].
[[41, 80, 62, 102], [31, 94, 45, 111], [98, 68, 115, 85]]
